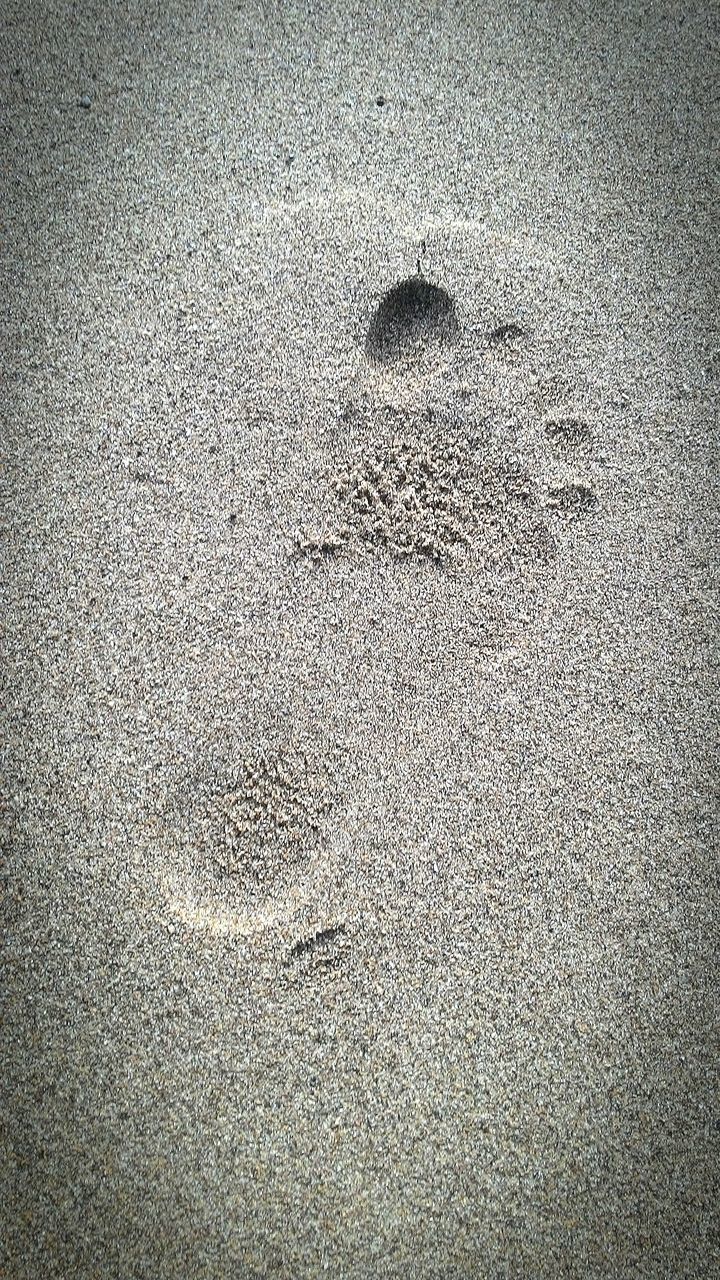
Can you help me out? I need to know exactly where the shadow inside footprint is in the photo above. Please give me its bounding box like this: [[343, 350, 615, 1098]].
[[366, 276, 458, 363]]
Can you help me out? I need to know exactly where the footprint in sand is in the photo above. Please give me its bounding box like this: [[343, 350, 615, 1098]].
[[295, 270, 599, 569], [299, 409, 552, 568], [171, 268, 603, 941], [158, 737, 343, 942]]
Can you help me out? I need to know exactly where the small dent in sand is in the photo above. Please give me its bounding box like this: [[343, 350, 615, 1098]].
[[546, 482, 598, 514], [486, 322, 525, 345], [544, 416, 591, 446], [285, 923, 349, 972], [366, 276, 458, 363]]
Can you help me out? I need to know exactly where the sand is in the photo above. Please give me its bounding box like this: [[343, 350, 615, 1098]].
[[1, 1, 719, 1276]]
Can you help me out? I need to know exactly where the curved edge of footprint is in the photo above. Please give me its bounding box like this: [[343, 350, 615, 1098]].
[[252, 185, 548, 264]]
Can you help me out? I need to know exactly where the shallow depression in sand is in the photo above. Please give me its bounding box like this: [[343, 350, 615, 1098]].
[[153, 738, 343, 938], [365, 275, 458, 363]]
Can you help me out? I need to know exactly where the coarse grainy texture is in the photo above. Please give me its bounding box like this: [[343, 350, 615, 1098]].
[[1, 1, 719, 1277]]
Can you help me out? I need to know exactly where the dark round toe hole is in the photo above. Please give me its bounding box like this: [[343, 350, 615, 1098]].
[[366, 276, 458, 363]]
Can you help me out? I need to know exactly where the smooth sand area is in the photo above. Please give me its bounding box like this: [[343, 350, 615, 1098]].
[[2, 2, 718, 1276]]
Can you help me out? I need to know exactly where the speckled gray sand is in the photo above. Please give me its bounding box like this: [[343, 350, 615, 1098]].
[[1, 2, 719, 1277]]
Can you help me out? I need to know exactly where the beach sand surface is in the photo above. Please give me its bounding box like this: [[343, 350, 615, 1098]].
[[1, 2, 718, 1276]]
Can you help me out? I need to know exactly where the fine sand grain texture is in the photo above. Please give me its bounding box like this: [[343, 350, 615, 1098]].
[[1, 1, 719, 1277]]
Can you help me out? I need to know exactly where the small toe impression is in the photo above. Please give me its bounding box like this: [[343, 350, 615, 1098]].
[[366, 276, 458, 363], [487, 322, 525, 345]]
